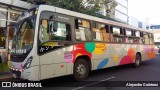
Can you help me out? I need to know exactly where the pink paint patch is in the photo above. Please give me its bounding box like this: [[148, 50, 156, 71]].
[[65, 53, 73, 63], [119, 56, 133, 65]]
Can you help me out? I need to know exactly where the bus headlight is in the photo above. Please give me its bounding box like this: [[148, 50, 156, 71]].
[[24, 56, 33, 69]]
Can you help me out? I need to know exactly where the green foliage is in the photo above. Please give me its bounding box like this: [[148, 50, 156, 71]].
[[27, 0, 117, 17], [0, 63, 9, 72], [98, 0, 117, 17]]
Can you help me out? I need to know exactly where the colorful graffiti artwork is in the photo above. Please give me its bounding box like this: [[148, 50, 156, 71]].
[[93, 43, 106, 55], [64, 52, 73, 63], [119, 48, 135, 65], [144, 46, 155, 59], [72, 43, 92, 63], [128, 48, 135, 61], [85, 43, 95, 53], [114, 54, 119, 62], [97, 58, 109, 69], [66, 43, 107, 63]]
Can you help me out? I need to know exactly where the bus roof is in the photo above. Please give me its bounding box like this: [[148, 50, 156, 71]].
[[38, 5, 153, 34]]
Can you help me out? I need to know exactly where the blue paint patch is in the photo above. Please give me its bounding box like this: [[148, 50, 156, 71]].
[[97, 58, 109, 69]]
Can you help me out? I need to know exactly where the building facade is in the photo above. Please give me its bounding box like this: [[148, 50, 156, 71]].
[[99, 0, 128, 24], [115, 0, 128, 23], [0, 0, 34, 55], [129, 16, 147, 29]]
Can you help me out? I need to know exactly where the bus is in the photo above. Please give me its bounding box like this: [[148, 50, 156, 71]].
[[9, 5, 155, 81]]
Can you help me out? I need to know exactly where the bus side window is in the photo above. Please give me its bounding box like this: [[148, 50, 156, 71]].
[[102, 25, 109, 42], [140, 32, 144, 44], [92, 22, 107, 42], [110, 26, 114, 42], [66, 24, 71, 41], [144, 33, 150, 44], [49, 21, 71, 41], [75, 19, 92, 41], [149, 33, 154, 44], [39, 19, 49, 44], [125, 29, 133, 43], [111, 26, 123, 43], [133, 31, 141, 44]]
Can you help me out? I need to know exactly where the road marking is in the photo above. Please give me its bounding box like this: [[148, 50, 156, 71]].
[[71, 76, 115, 90]]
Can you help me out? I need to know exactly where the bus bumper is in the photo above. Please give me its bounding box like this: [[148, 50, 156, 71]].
[[10, 66, 40, 81]]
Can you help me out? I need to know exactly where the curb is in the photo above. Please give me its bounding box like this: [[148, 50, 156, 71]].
[[0, 72, 13, 80], [0, 75, 13, 80]]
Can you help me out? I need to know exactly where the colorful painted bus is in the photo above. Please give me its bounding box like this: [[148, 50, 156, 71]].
[[9, 5, 155, 81]]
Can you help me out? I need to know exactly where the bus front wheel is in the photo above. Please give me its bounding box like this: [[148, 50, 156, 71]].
[[73, 58, 89, 81], [134, 54, 141, 67]]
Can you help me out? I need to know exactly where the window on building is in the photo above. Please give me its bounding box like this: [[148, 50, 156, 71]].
[[0, 27, 5, 49], [0, 7, 7, 27], [75, 19, 92, 41], [10, 11, 20, 21], [0, 7, 7, 20], [9, 9, 23, 24]]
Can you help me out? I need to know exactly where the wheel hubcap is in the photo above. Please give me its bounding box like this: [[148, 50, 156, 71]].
[[136, 59, 140, 65], [76, 64, 86, 77]]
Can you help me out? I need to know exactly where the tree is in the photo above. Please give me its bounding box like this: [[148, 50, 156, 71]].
[[25, 0, 117, 18], [98, 0, 117, 17]]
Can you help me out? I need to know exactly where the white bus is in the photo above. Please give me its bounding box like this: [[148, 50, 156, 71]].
[[9, 5, 155, 81]]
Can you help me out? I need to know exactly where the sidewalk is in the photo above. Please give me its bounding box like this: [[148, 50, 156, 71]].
[[0, 72, 13, 80]]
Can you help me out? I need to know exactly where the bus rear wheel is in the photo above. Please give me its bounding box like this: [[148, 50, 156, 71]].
[[134, 54, 141, 67], [73, 58, 89, 81]]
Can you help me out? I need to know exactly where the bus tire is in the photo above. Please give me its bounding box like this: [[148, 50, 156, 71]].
[[73, 58, 89, 81], [134, 54, 141, 67]]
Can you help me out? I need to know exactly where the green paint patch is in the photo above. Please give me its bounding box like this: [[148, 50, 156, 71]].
[[85, 43, 95, 53]]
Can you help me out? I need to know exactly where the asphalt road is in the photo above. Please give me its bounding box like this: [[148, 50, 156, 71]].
[[1, 55, 160, 90]]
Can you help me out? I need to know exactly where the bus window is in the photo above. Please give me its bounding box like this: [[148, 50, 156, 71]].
[[92, 22, 103, 41], [110, 26, 123, 43], [92, 22, 109, 42], [140, 32, 144, 44], [135, 31, 140, 37], [39, 19, 49, 44], [133, 31, 141, 44], [20, 20, 34, 48], [75, 19, 92, 41], [144, 33, 150, 44], [49, 21, 70, 41], [124, 29, 134, 43], [39, 19, 71, 44], [149, 33, 154, 44], [102, 25, 109, 42]]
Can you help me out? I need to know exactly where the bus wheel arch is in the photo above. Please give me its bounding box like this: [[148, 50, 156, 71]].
[[73, 56, 91, 81]]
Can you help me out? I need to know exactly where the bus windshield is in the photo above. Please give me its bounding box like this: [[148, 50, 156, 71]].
[[11, 18, 35, 55]]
